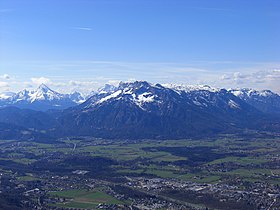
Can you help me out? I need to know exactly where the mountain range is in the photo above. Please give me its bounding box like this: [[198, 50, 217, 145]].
[[0, 84, 85, 111], [0, 81, 279, 140]]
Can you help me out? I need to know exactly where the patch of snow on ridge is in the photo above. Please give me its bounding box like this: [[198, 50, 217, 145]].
[[193, 100, 202, 106], [228, 99, 240, 109], [97, 90, 122, 104], [229, 90, 243, 97], [137, 92, 155, 103], [29, 91, 46, 102], [129, 92, 157, 110], [123, 88, 133, 95]]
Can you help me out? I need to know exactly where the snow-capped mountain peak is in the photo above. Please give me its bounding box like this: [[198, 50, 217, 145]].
[[0, 84, 85, 111], [85, 81, 160, 110], [229, 88, 275, 98], [97, 84, 117, 94], [37, 83, 51, 92], [68, 91, 86, 104], [28, 84, 63, 102]]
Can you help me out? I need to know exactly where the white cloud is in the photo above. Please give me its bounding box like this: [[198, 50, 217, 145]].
[[107, 80, 121, 86], [217, 69, 280, 93], [31, 77, 51, 86], [1, 74, 10, 79], [0, 81, 9, 88], [23, 82, 33, 88], [220, 74, 231, 80], [69, 80, 81, 86]]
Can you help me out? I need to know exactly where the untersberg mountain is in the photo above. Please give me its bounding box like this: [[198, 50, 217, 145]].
[[0, 81, 279, 140]]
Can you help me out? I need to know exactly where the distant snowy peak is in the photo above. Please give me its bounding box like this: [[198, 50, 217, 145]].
[[27, 84, 64, 102], [97, 84, 117, 94], [0, 84, 85, 111], [0, 92, 16, 101], [68, 92, 85, 104], [229, 88, 275, 99], [163, 83, 220, 93], [37, 83, 51, 92], [229, 88, 280, 113]]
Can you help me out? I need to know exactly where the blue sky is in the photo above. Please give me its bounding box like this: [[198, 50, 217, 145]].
[[0, 0, 279, 93]]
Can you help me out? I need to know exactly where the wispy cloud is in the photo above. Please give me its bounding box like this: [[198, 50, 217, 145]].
[[71, 27, 93, 31]]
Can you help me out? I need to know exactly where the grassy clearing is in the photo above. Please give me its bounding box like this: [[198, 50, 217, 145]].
[[49, 189, 124, 209], [17, 175, 40, 182], [0, 157, 36, 165], [225, 168, 271, 177], [208, 156, 267, 165], [80, 143, 187, 162], [177, 173, 221, 183], [13, 158, 37, 165]]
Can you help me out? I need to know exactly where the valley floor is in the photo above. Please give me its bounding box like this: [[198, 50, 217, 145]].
[[0, 133, 279, 209]]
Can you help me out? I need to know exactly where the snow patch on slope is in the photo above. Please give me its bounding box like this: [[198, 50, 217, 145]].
[[228, 99, 240, 109], [137, 92, 155, 103], [97, 90, 122, 104]]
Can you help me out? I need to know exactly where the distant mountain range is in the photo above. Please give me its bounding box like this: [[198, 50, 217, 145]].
[[229, 88, 280, 114], [0, 84, 85, 111], [0, 81, 279, 140]]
